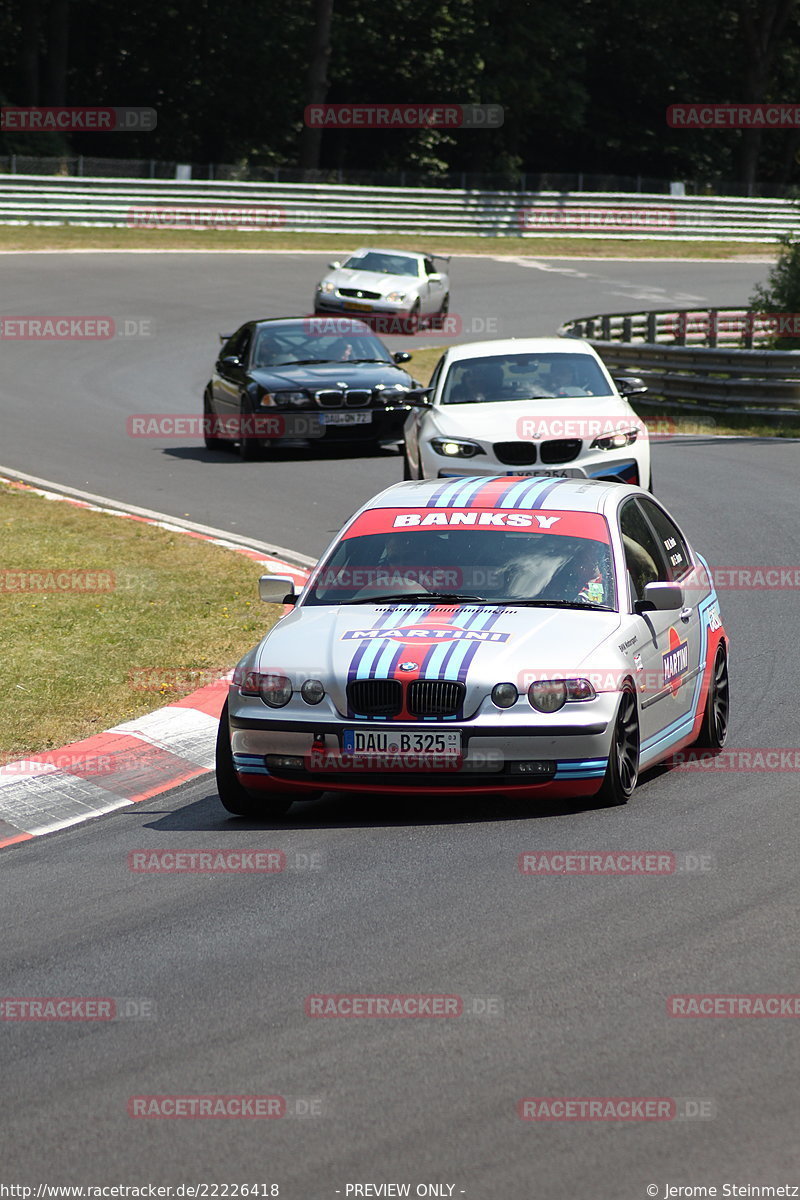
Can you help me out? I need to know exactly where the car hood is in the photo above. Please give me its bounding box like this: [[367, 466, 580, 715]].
[[256, 602, 623, 717], [429, 396, 641, 441], [248, 362, 412, 390], [326, 269, 421, 294]]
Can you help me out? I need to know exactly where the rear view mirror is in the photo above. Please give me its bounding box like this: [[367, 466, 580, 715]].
[[328, 261, 341, 270], [393, 351, 412, 363], [259, 574, 297, 605], [636, 581, 683, 613], [219, 354, 242, 368]]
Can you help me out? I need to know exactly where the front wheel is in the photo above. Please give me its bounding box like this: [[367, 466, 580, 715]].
[[238, 403, 264, 461], [694, 645, 729, 749], [596, 686, 640, 806], [203, 390, 227, 451], [402, 446, 415, 480], [215, 700, 293, 817]]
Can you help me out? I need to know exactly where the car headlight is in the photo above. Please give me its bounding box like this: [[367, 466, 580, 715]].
[[260, 390, 311, 408], [240, 671, 292, 707], [591, 430, 638, 450], [491, 682, 518, 709], [385, 291, 407, 303], [430, 437, 484, 458], [527, 678, 596, 711], [318, 281, 336, 294], [300, 679, 325, 704]]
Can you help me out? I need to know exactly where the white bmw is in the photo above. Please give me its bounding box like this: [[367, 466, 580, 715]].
[[403, 337, 652, 490]]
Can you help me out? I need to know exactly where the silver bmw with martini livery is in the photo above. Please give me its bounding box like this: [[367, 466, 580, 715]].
[[216, 476, 730, 816]]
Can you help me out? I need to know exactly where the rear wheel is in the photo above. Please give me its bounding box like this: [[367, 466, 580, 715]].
[[596, 686, 640, 806], [694, 645, 729, 749], [215, 700, 294, 817]]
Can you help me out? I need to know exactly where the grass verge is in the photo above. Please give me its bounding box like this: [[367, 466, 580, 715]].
[[0, 481, 281, 761], [0, 226, 778, 258]]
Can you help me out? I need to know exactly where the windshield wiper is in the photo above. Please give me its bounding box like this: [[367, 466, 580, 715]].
[[500, 599, 613, 611], [267, 358, 339, 366], [345, 357, 392, 364], [343, 591, 486, 605]]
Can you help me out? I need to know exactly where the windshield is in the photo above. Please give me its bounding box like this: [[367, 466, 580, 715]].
[[441, 352, 614, 404], [304, 517, 617, 609], [342, 251, 421, 278], [250, 324, 393, 369]]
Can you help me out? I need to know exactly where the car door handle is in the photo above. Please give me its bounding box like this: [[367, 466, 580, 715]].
[[679, 606, 693, 623]]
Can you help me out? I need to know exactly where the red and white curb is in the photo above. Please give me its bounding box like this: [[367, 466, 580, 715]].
[[0, 468, 312, 850]]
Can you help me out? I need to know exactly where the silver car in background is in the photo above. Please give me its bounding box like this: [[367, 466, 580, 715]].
[[314, 247, 450, 325]]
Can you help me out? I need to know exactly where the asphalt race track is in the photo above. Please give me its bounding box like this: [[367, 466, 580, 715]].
[[2, 252, 799, 1197]]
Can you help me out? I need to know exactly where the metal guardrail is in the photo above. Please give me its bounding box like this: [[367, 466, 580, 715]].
[[0, 176, 796, 239], [560, 309, 800, 418]]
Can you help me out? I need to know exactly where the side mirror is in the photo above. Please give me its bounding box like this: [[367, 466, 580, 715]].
[[328, 260, 341, 270], [403, 388, 433, 407], [635, 581, 683, 613], [219, 354, 242, 369], [427, 272, 441, 281], [393, 350, 412, 364], [613, 375, 648, 396], [259, 574, 297, 605]]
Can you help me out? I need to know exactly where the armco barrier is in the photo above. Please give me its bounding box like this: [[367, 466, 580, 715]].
[[0, 175, 796, 239], [560, 308, 800, 418]]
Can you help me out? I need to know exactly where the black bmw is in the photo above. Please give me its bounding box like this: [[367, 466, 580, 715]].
[[203, 317, 420, 459]]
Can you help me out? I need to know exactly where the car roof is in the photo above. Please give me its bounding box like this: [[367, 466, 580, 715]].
[[439, 337, 597, 363], [357, 476, 643, 519], [345, 247, 426, 261]]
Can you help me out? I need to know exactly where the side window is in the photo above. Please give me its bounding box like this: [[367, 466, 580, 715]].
[[619, 498, 670, 603], [221, 327, 247, 360], [639, 499, 691, 581], [237, 328, 252, 365], [428, 355, 446, 394]]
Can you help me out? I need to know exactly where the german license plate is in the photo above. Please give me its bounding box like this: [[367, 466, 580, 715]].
[[505, 467, 585, 478], [343, 729, 461, 760], [343, 301, 373, 312], [321, 411, 373, 425]]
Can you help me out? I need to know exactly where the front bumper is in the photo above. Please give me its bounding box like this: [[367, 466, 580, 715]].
[[227, 703, 614, 798], [429, 457, 641, 484]]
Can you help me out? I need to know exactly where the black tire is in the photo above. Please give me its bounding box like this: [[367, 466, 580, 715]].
[[203, 390, 228, 451], [647, 468, 655, 494], [438, 293, 450, 316], [238, 402, 264, 461], [407, 301, 421, 333], [694, 645, 729, 750], [596, 685, 640, 806], [402, 446, 414, 480], [215, 700, 293, 817]]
